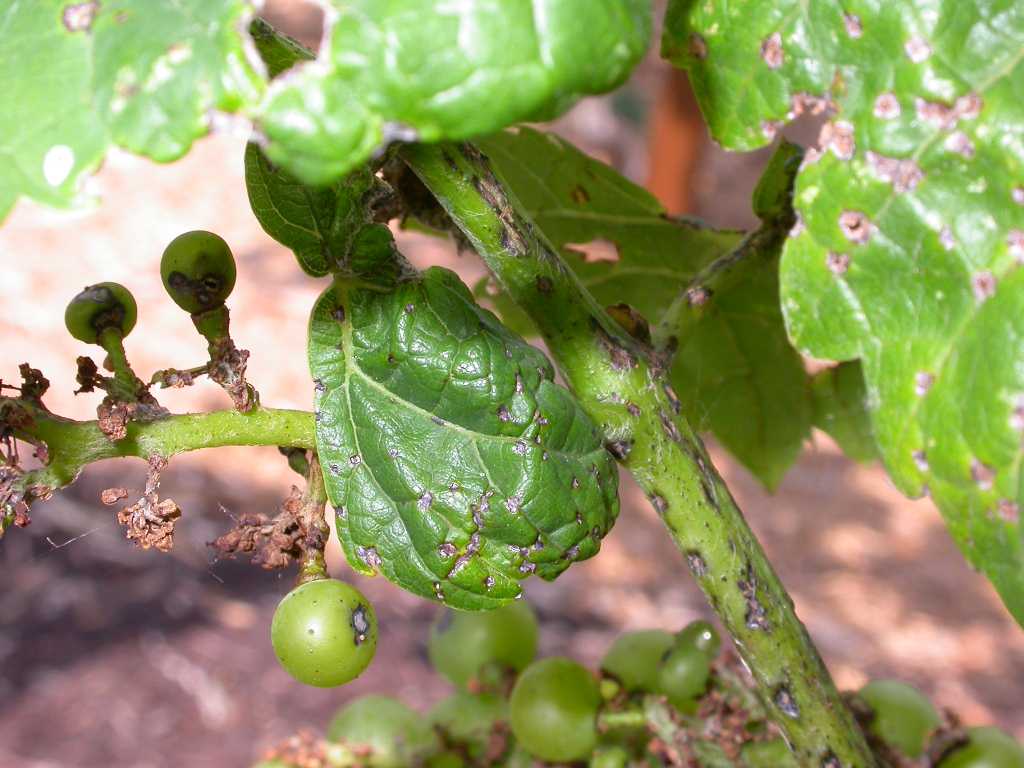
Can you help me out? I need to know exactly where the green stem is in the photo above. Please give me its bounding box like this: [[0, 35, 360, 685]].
[[402, 142, 875, 768], [598, 709, 648, 731], [10, 404, 314, 490], [296, 455, 330, 584], [98, 326, 143, 398]]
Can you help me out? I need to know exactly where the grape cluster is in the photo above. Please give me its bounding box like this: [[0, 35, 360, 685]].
[[257, 596, 1024, 767]]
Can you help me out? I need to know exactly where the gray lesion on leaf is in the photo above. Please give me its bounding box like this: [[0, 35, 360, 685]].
[[873, 92, 901, 120], [838, 211, 873, 244], [356, 545, 382, 572], [843, 13, 863, 38], [912, 450, 929, 473], [62, 1, 99, 33], [819, 121, 855, 161], [997, 500, 1020, 523], [826, 251, 850, 275], [760, 32, 784, 69], [970, 459, 995, 490], [689, 33, 708, 60], [944, 131, 976, 159], [971, 271, 997, 302], [915, 93, 982, 130], [914, 371, 934, 396], [904, 35, 932, 63], [865, 152, 923, 193]]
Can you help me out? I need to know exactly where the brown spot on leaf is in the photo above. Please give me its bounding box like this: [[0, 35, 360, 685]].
[[944, 131, 975, 158], [689, 33, 708, 59], [997, 500, 1020, 523], [101, 487, 129, 505], [904, 36, 931, 62], [570, 185, 589, 204], [536, 275, 553, 293], [971, 460, 995, 490]]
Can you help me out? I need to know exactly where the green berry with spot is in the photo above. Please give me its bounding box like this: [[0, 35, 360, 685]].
[[657, 642, 711, 714], [64, 282, 137, 344], [600, 629, 673, 692], [740, 738, 798, 768], [160, 230, 237, 314], [328, 695, 438, 768], [270, 578, 376, 688], [676, 620, 721, 659], [428, 601, 538, 688], [858, 679, 940, 758], [509, 657, 601, 763], [938, 727, 1024, 768]]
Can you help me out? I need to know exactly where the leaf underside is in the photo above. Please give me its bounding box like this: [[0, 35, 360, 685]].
[[308, 268, 619, 610], [666, 0, 1024, 622], [0, 0, 263, 223], [477, 128, 819, 490], [256, 0, 652, 186]]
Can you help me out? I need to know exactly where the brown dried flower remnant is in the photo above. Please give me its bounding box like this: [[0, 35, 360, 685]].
[[210, 487, 306, 570], [117, 456, 181, 552]]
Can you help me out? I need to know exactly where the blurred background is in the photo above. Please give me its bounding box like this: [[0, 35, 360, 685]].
[[1, 3, 1022, 766]]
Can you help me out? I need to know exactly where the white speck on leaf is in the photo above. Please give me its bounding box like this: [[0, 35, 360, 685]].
[[1008, 230, 1024, 262], [939, 227, 955, 251], [944, 131, 975, 158], [42, 145, 74, 187], [1012, 187, 1024, 206], [843, 13, 862, 38], [912, 450, 929, 472]]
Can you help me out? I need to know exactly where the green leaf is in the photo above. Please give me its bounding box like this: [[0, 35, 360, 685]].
[[0, 0, 264, 222], [667, 0, 1024, 622], [244, 143, 391, 277], [308, 269, 619, 610], [248, 17, 312, 79], [811, 363, 877, 464], [477, 128, 815, 489], [257, 0, 651, 186]]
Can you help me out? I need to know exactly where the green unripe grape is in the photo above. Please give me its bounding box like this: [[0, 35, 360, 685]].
[[657, 642, 711, 714], [858, 679, 940, 758], [740, 738, 798, 768], [590, 745, 631, 768], [600, 629, 673, 692], [429, 691, 506, 758], [160, 230, 237, 313], [428, 601, 538, 688], [327, 695, 438, 768], [676, 620, 721, 659], [939, 727, 1024, 768], [509, 657, 601, 763], [270, 578, 376, 688], [64, 282, 137, 344]]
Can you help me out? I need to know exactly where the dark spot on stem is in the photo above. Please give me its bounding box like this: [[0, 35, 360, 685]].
[[536, 275, 553, 294], [774, 686, 800, 719], [593, 321, 638, 371], [605, 439, 633, 460], [660, 410, 682, 443], [332, 306, 346, 323], [686, 551, 707, 577], [738, 563, 771, 631], [649, 494, 669, 515]]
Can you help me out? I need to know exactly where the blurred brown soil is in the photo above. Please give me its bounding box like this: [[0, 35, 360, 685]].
[[0, 5, 1021, 767]]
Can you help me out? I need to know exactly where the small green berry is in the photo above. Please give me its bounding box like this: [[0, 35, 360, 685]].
[[270, 578, 376, 688], [428, 601, 538, 688], [509, 657, 601, 763], [160, 230, 237, 313], [64, 282, 137, 344], [327, 695, 438, 768], [600, 629, 674, 692], [938, 727, 1024, 768], [657, 642, 711, 714], [676, 620, 721, 659], [858, 679, 940, 758]]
